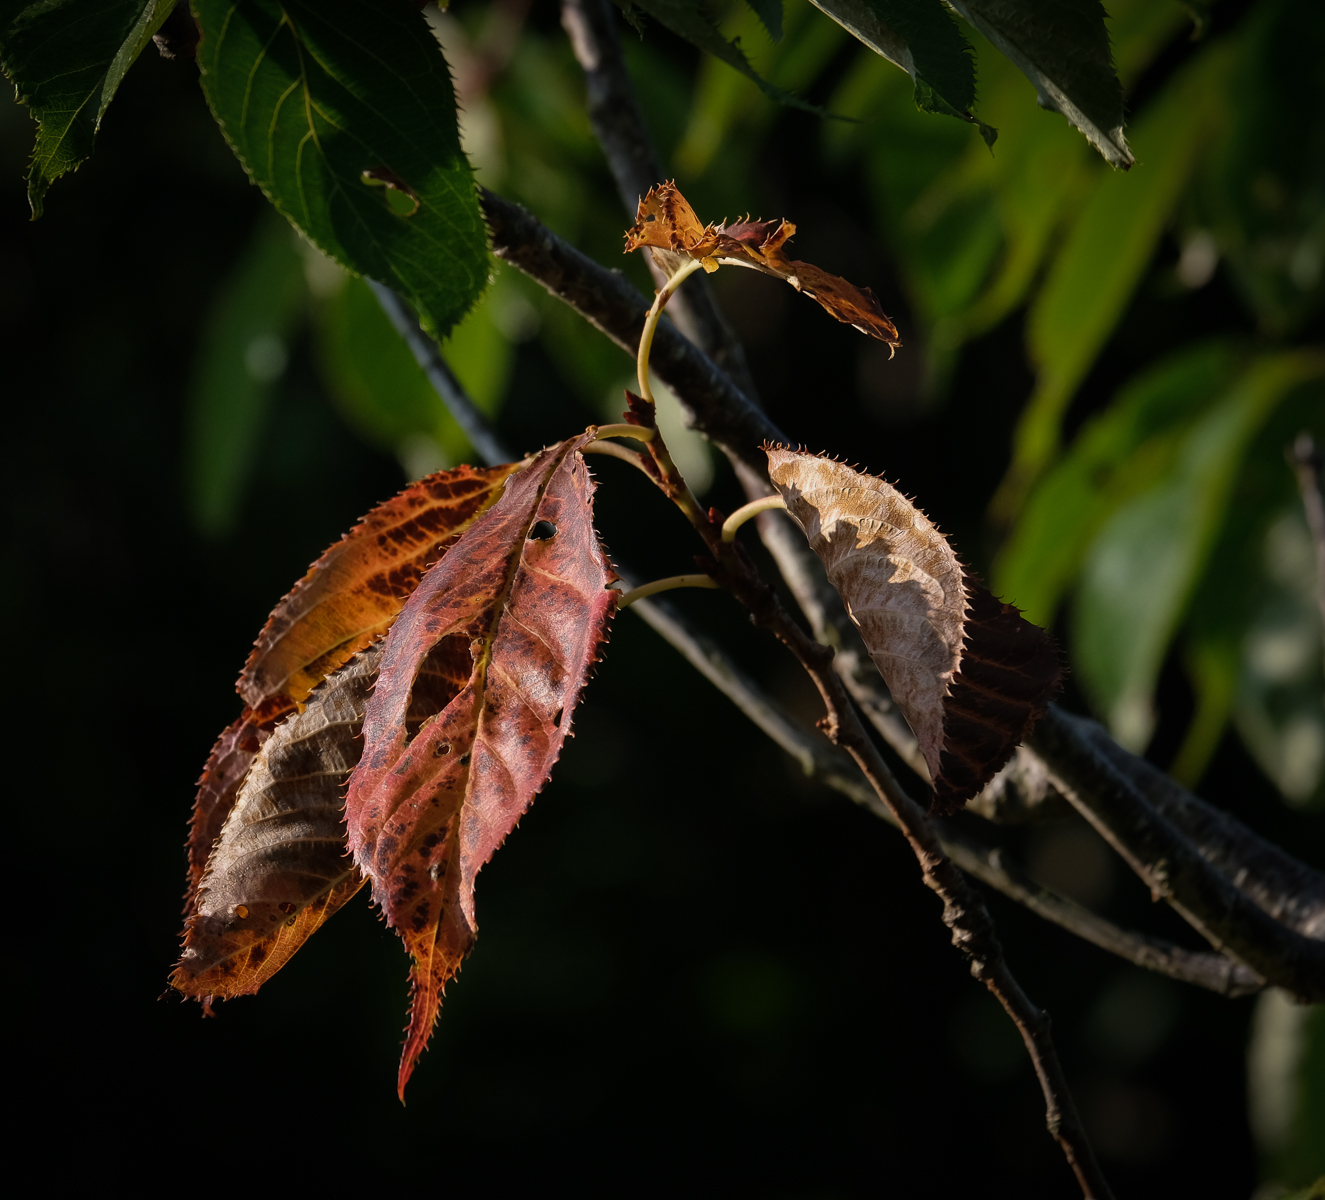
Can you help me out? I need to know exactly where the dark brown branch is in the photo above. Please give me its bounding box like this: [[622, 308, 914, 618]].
[[482, 188, 1325, 976], [1288, 431, 1325, 634], [1030, 706, 1325, 999], [621, 394, 1111, 1199], [1070, 716, 1325, 939]]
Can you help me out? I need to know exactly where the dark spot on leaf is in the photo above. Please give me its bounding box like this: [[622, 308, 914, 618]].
[[459, 752, 471, 766]]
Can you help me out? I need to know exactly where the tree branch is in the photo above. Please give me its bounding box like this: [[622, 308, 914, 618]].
[[1030, 706, 1325, 999]]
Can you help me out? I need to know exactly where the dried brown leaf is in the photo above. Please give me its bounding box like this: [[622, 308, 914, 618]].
[[624, 181, 900, 346], [767, 448, 1060, 812]]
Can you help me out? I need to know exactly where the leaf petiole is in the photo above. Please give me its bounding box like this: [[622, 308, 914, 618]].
[[636, 258, 706, 405], [593, 422, 655, 442], [721, 495, 788, 542], [615, 573, 721, 608]]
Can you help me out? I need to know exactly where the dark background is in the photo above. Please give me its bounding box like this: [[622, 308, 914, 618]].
[[2, 8, 1318, 1197]]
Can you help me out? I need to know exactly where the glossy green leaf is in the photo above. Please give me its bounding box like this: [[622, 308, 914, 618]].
[[947, 0, 1127, 166], [1, 0, 177, 216], [186, 212, 307, 536], [993, 36, 1238, 521], [1071, 351, 1324, 751], [192, 0, 488, 340], [995, 341, 1239, 625]]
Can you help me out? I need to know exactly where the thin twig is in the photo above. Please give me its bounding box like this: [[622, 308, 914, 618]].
[[1031, 707, 1325, 1000], [367, 280, 514, 468], [1288, 431, 1325, 636]]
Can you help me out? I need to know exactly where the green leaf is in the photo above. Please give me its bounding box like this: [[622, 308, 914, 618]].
[[191, 0, 488, 340], [992, 35, 1238, 522], [1, 0, 178, 217], [810, 0, 995, 143], [742, 0, 783, 42], [995, 341, 1239, 625], [1071, 350, 1325, 751], [185, 212, 307, 537], [617, 0, 822, 112], [946, 0, 1128, 167]]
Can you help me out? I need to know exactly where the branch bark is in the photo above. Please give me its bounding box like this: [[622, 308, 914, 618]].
[[1030, 707, 1325, 999]]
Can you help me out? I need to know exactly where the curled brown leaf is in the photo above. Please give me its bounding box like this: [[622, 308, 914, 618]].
[[767, 448, 1060, 812], [624, 181, 900, 347]]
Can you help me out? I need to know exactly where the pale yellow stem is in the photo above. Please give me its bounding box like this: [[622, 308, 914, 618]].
[[615, 573, 720, 608], [637, 258, 705, 405], [593, 423, 655, 442], [721, 495, 788, 542]]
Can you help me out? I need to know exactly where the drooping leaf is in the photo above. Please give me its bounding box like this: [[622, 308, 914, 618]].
[[186, 211, 308, 537], [993, 36, 1238, 520], [1, 0, 178, 216], [625, 182, 900, 345], [1072, 351, 1324, 752], [615, 0, 821, 113], [810, 0, 995, 144], [240, 462, 520, 708], [172, 649, 380, 1001], [946, 0, 1129, 167], [346, 432, 616, 1097], [184, 463, 516, 911], [191, 0, 488, 340], [766, 448, 1060, 811]]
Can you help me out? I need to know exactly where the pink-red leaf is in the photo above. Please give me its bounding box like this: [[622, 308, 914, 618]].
[[767, 448, 1060, 812], [346, 433, 615, 1098]]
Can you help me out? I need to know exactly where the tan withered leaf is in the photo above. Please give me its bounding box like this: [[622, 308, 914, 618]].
[[766, 448, 1060, 813], [183, 464, 517, 915], [624, 181, 900, 347], [346, 432, 615, 1098], [171, 649, 381, 1002]]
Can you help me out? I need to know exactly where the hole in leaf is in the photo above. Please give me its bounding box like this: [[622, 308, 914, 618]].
[[552, 707, 564, 728], [528, 520, 557, 540], [360, 166, 420, 217]]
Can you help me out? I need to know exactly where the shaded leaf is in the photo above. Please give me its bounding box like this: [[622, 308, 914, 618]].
[[946, 0, 1129, 167], [1072, 351, 1324, 751], [184, 463, 515, 912], [172, 649, 379, 1001], [240, 462, 519, 708], [767, 448, 1059, 811], [810, 0, 995, 144], [346, 432, 615, 1097], [615, 0, 821, 113], [186, 211, 308, 537], [192, 0, 488, 340], [743, 0, 783, 42], [1, 0, 177, 216], [625, 181, 900, 345], [994, 36, 1237, 520]]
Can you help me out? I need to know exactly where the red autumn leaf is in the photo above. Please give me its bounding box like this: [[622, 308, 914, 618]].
[[766, 448, 1060, 813], [624, 181, 900, 347], [345, 432, 616, 1098], [183, 464, 516, 912]]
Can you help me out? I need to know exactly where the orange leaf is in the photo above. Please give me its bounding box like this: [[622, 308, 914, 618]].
[[179, 464, 518, 984], [767, 448, 1060, 812], [625, 181, 900, 347], [346, 433, 616, 1098]]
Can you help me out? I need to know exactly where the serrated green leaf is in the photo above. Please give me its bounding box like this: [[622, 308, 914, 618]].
[[810, 0, 995, 143], [947, 0, 1129, 167], [617, 0, 821, 112], [186, 212, 307, 537], [742, 0, 783, 42], [1071, 350, 1324, 752], [192, 0, 488, 341], [1, 0, 178, 216]]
